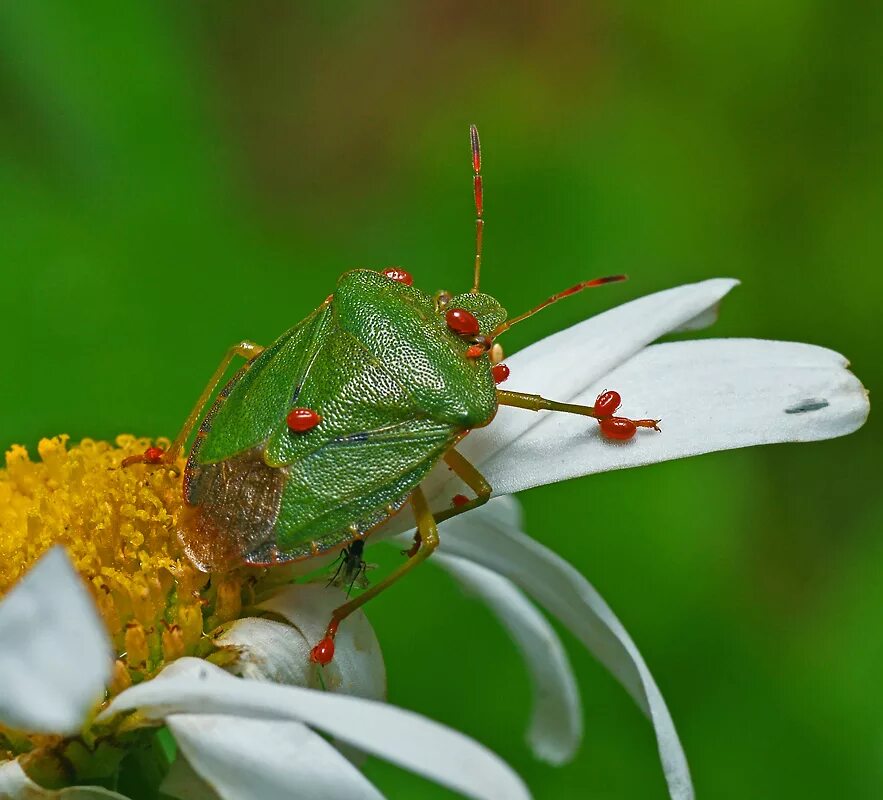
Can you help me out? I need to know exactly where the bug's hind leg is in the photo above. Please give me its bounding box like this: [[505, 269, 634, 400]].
[[121, 340, 264, 471], [310, 486, 440, 665]]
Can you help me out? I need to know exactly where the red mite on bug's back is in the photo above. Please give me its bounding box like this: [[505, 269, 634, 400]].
[[122, 125, 660, 666]]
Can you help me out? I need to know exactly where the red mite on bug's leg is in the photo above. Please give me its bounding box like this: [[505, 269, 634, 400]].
[[122, 125, 659, 665]]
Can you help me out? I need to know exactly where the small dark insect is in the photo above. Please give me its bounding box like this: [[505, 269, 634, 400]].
[[327, 540, 373, 597]]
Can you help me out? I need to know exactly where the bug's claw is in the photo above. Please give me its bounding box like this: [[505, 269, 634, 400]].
[[633, 418, 662, 432]]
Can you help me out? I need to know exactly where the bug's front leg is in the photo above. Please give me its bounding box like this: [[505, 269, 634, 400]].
[[496, 388, 661, 441], [121, 340, 264, 470], [310, 486, 440, 666]]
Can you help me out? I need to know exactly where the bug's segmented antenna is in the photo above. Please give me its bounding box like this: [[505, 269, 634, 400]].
[[490, 274, 628, 338], [470, 124, 483, 293]]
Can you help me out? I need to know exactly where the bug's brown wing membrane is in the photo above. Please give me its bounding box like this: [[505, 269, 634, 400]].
[[179, 445, 286, 571]]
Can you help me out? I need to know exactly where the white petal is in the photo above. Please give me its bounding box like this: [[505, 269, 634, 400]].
[[99, 658, 530, 800], [0, 547, 111, 734], [506, 278, 739, 398], [258, 583, 386, 700], [437, 497, 693, 800], [216, 617, 313, 685], [165, 714, 384, 800], [447, 338, 868, 498], [456, 278, 739, 467], [0, 758, 129, 798], [434, 553, 582, 765]]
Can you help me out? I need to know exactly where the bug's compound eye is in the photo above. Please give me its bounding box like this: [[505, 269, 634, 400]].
[[381, 267, 413, 286], [445, 307, 480, 337], [489, 342, 505, 365], [287, 407, 322, 433], [434, 291, 453, 312]]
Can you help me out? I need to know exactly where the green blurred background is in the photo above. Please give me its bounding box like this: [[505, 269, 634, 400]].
[[1, 3, 879, 797]]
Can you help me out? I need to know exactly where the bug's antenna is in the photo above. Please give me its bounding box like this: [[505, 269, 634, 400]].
[[470, 124, 483, 293], [490, 275, 627, 338]]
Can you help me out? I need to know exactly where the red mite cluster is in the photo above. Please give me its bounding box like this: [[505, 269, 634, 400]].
[[592, 390, 661, 441]]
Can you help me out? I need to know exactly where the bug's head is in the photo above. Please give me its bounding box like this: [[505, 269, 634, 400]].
[[434, 288, 507, 361]]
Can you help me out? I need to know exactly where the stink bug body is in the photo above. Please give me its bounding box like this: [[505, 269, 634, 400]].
[[125, 127, 660, 660]]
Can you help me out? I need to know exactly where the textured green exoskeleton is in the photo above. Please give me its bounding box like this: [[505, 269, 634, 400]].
[[127, 126, 646, 660], [181, 268, 505, 569]]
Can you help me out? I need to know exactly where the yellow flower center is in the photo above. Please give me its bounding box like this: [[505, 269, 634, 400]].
[[0, 435, 267, 691]]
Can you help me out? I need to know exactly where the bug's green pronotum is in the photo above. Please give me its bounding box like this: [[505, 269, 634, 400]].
[[124, 127, 660, 663]]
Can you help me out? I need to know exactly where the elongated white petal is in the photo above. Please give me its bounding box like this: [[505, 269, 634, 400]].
[[434, 553, 582, 765], [506, 278, 739, 398], [258, 583, 386, 700], [437, 497, 693, 800], [456, 279, 739, 467], [441, 338, 868, 499], [165, 715, 384, 800], [99, 658, 530, 800], [0, 758, 129, 798], [0, 547, 111, 734]]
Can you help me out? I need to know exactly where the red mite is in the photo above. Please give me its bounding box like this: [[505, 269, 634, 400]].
[[452, 493, 469, 507], [445, 308, 480, 337], [310, 636, 335, 665], [381, 267, 413, 286], [143, 446, 166, 463], [287, 407, 322, 433], [491, 363, 510, 384], [310, 619, 340, 665], [593, 390, 621, 417], [465, 344, 485, 359], [599, 417, 637, 441]]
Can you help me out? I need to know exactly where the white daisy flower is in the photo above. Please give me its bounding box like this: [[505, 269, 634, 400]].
[[0, 278, 866, 800], [382, 277, 868, 799], [0, 548, 529, 800]]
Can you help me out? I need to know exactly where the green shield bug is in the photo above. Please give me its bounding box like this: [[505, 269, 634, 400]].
[[123, 126, 660, 664]]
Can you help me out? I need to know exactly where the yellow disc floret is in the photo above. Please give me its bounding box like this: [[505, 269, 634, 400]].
[[0, 435, 256, 689]]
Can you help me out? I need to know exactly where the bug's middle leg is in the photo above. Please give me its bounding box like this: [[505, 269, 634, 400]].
[[403, 448, 492, 557], [310, 485, 439, 665]]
